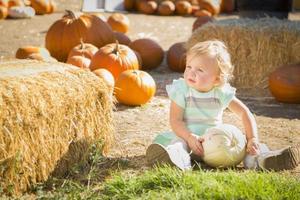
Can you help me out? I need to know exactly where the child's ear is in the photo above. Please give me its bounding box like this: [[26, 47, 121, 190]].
[[214, 76, 222, 86]]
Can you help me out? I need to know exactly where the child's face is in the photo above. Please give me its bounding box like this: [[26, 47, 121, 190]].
[[184, 53, 220, 92]]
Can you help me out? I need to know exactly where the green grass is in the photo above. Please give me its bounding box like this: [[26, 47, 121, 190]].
[[30, 166, 300, 200], [101, 167, 300, 200]]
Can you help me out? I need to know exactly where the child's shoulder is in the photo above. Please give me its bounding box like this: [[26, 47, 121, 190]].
[[167, 78, 188, 91], [216, 83, 236, 95]]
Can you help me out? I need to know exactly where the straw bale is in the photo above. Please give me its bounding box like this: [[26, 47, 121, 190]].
[[0, 60, 114, 195], [187, 18, 300, 89]]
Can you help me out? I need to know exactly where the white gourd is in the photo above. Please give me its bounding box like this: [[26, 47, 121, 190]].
[[8, 6, 35, 18], [202, 124, 247, 168]]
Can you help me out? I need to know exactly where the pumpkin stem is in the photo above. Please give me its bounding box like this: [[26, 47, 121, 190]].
[[65, 10, 76, 19], [112, 40, 120, 55]]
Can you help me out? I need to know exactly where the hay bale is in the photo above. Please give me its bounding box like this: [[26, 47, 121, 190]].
[[0, 60, 114, 195], [186, 18, 300, 89]]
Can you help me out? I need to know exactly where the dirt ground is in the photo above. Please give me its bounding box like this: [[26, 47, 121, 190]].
[[0, 0, 299, 175]]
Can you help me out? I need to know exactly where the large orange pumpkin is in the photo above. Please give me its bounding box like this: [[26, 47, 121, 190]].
[[45, 10, 115, 62], [107, 13, 130, 33], [67, 41, 98, 60], [115, 70, 156, 106], [129, 38, 164, 70], [167, 42, 186, 72], [268, 64, 300, 104], [89, 41, 139, 80]]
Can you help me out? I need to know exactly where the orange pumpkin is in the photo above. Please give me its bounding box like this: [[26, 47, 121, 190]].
[[93, 68, 115, 89], [123, 0, 135, 11], [197, 0, 221, 15], [89, 41, 139, 80], [30, 0, 55, 14], [138, 0, 157, 14], [115, 70, 156, 106], [268, 64, 300, 103], [175, 0, 192, 15], [45, 10, 115, 62], [67, 55, 91, 69], [113, 31, 131, 46], [0, 0, 8, 7], [158, 0, 175, 16], [107, 13, 130, 33], [192, 16, 213, 32], [8, 0, 23, 7], [16, 46, 51, 59], [167, 42, 186, 72], [67, 41, 98, 60], [129, 38, 164, 70], [0, 5, 7, 19]]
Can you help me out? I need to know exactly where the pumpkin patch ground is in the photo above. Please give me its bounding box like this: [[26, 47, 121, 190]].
[[0, 0, 299, 185]]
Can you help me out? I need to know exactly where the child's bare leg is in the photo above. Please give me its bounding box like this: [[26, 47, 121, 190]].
[[146, 132, 192, 170]]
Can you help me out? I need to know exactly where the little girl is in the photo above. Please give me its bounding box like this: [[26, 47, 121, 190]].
[[146, 40, 299, 171]]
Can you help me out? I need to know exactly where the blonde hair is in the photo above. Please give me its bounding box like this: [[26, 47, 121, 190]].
[[187, 40, 234, 84]]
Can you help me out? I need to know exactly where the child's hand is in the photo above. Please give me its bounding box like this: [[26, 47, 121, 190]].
[[246, 138, 260, 155], [187, 133, 204, 157]]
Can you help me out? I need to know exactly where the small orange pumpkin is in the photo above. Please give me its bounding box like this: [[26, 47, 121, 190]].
[[67, 41, 98, 60], [67, 55, 91, 69], [16, 46, 51, 59], [129, 38, 164, 70], [115, 70, 156, 106], [107, 13, 130, 33], [138, 0, 157, 14], [93, 68, 115, 89], [8, 0, 23, 8], [175, 0, 192, 15], [167, 42, 186, 72], [158, 0, 175, 16], [30, 0, 55, 15], [268, 64, 300, 103], [89, 41, 139, 80]]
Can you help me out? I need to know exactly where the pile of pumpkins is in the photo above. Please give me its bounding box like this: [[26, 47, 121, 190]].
[[15, 11, 161, 106], [124, 0, 235, 17], [0, 0, 55, 20]]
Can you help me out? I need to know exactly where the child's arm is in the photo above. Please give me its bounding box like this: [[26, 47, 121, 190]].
[[169, 101, 204, 156], [228, 97, 260, 155]]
